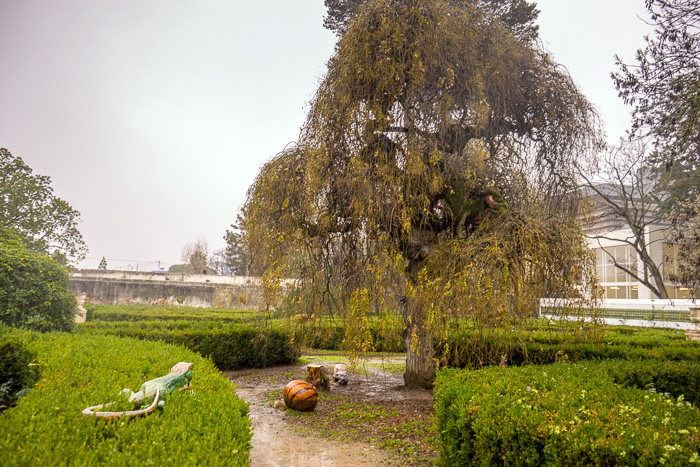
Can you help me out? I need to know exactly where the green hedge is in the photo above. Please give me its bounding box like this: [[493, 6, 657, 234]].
[[78, 320, 300, 370], [435, 360, 700, 466], [0, 329, 251, 466], [0, 327, 41, 400], [435, 326, 700, 369], [84, 303, 258, 323]]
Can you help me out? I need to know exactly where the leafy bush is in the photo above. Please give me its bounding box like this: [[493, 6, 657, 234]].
[[435, 361, 700, 466], [0, 327, 40, 402], [78, 319, 300, 370], [0, 329, 251, 466], [0, 228, 76, 332]]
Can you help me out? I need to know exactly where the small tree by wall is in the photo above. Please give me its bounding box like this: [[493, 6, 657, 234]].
[[0, 228, 77, 332]]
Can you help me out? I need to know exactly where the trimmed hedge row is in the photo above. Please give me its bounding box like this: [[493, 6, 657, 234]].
[[78, 320, 300, 370], [435, 360, 700, 466], [435, 326, 700, 369], [80, 305, 700, 371], [0, 328, 251, 466], [84, 303, 258, 323]]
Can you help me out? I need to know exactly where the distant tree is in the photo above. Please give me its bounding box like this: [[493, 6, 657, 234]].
[[223, 221, 250, 276], [98, 257, 108, 270], [207, 249, 227, 275], [0, 227, 77, 332], [323, 0, 540, 42], [579, 141, 670, 299], [180, 238, 210, 274], [612, 0, 700, 213], [168, 263, 190, 273], [246, 0, 600, 388], [0, 148, 87, 264]]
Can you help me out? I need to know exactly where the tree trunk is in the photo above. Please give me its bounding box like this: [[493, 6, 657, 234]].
[[306, 364, 330, 391], [639, 248, 669, 299], [651, 268, 670, 299], [403, 307, 435, 389]]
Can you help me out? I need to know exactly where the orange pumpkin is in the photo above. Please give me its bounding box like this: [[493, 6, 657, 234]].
[[283, 380, 318, 412]]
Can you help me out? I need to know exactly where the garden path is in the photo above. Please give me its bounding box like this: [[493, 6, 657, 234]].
[[224, 357, 435, 466]]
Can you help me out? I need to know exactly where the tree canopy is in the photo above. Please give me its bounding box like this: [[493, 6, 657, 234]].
[[323, 0, 540, 43], [223, 221, 250, 276], [180, 238, 210, 274], [0, 227, 77, 332], [613, 0, 700, 212], [0, 148, 87, 265], [667, 197, 700, 295], [246, 0, 600, 387]]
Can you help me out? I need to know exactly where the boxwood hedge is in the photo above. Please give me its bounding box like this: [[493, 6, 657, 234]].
[[84, 303, 258, 323], [0, 327, 41, 403], [435, 360, 700, 466], [435, 326, 700, 369], [78, 319, 300, 370], [0, 328, 251, 466]]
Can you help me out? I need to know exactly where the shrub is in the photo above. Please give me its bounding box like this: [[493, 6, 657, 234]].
[[435, 326, 700, 369], [0, 327, 41, 402], [0, 228, 76, 332], [0, 329, 251, 466], [78, 319, 300, 370], [84, 304, 257, 323], [435, 361, 700, 466]]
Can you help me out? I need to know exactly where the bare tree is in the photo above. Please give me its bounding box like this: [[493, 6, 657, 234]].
[[579, 141, 670, 299], [180, 238, 210, 275]]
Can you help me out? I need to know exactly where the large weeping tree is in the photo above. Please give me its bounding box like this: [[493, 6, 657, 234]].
[[245, 0, 601, 388]]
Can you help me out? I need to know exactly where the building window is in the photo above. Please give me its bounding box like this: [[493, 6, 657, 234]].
[[630, 285, 639, 299], [669, 286, 698, 300], [594, 246, 638, 283]]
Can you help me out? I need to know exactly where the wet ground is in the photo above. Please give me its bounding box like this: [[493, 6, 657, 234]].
[[223, 355, 437, 466]]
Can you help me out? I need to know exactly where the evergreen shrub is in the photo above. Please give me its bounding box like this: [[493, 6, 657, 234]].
[[435, 326, 700, 369], [78, 320, 300, 369], [0, 329, 251, 466], [0, 327, 40, 401], [84, 303, 257, 323], [0, 228, 76, 332], [435, 361, 700, 466]]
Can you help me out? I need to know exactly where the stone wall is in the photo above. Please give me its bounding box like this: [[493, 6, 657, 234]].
[[69, 270, 276, 310]]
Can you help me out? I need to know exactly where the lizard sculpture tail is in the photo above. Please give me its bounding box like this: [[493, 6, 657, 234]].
[[81, 386, 161, 420], [81, 362, 193, 421]]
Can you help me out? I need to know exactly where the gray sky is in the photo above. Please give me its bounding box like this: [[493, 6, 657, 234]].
[[0, 1, 651, 270]]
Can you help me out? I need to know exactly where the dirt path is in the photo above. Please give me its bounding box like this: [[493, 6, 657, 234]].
[[224, 358, 436, 466]]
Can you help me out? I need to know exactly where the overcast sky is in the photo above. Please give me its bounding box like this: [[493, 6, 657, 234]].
[[0, 1, 651, 270]]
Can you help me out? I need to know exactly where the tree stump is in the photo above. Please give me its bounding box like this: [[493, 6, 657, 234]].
[[306, 364, 330, 391]]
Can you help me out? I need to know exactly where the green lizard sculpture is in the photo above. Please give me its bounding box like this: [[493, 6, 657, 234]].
[[81, 362, 193, 420]]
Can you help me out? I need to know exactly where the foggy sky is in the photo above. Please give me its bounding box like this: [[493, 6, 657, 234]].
[[0, 1, 650, 270]]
